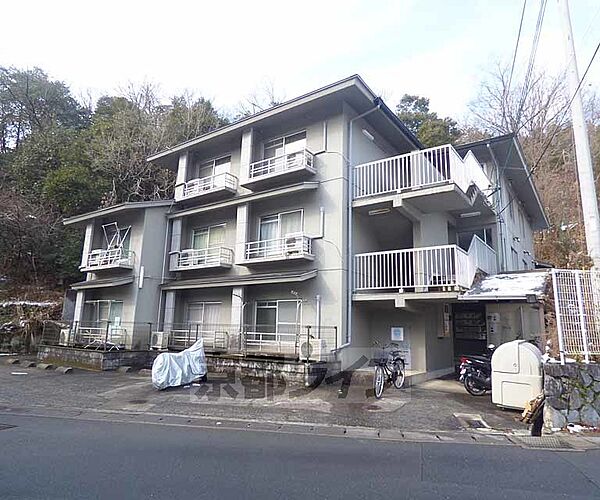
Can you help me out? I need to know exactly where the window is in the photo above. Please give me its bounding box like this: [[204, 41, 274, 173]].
[[259, 210, 303, 241], [255, 300, 302, 338], [457, 228, 493, 251], [192, 224, 226, 250], [83, 300, 124, 325], [193, 155, 231, 180], [102, 223, 130, 251], [263, 131, 306, 159], [511, 247, 519, 271], [186, 301, 221, 326]]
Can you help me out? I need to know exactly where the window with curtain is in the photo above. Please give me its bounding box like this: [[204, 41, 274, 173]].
[[192, 224, 226, 249], [186, 302, 222, 327], [194, 156, 231, 180], [263, 131, 306, 159]]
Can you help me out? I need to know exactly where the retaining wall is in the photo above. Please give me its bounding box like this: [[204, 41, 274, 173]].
[[37, 346, 159, 370], [544, 363, 600, 429]]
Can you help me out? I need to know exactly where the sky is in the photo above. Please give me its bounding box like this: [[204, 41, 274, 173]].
[[1, 0, 599, 122]]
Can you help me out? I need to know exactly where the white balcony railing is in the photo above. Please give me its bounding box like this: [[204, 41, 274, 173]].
[[248, 149, 314, 180], [173, 247, 233, 270], [83, 248, 134, 271], [179, 172, 238, 200], [245, 234, 313, 261], [244, 331, 298, 355], [354, 236, 496, 292], [353, 144, 492, 199]]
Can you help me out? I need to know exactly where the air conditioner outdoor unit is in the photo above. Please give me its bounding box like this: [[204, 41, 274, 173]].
[[150, 331, 169, 350], [285, 234, 303, 255], [299, 338, 328, 362], [59, 327, 72, 346]]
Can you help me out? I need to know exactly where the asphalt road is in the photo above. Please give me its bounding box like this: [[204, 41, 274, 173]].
[[0, 414, 599, 499]]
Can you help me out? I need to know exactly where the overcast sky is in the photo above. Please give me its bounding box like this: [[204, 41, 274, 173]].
[[2, 0, 599, 121]]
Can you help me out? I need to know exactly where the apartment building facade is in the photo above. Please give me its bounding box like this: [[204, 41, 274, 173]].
[[62, 75, 548, 379]]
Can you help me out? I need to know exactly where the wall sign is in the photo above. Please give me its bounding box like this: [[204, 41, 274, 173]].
[[390, 327, 404, 341]]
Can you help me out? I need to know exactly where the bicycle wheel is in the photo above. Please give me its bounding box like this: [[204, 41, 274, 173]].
[[373, 366, 385, 399], [392, 360, 405, 389]]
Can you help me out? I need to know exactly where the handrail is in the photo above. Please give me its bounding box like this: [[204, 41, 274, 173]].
[[354, 236, 497, 291], [182, 172, 238, 199], [353, 144, 492, 199], [248, 149, 314, 179], [84, 247, 134, 269], [245, 234, 312, 260], [175, 246, 233, 269]]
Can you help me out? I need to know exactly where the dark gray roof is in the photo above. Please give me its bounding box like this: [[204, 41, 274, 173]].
[[63, 200, 173, 227], [162, 270, 317, 290], [459, 271, 550, 301], [71, 276, 134, 290]]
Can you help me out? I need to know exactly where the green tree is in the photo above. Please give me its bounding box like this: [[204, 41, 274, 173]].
[[396, 94, 462, 147]]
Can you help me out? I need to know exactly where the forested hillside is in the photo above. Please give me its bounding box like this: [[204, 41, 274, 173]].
[[0, 67, 227, 290], [0, 65, 598, 296]]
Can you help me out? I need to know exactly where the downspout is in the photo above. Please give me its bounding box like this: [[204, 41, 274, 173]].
[[157, 200, 175, 327], [486, 142, 504, 273], [342, 101, 381, 350]]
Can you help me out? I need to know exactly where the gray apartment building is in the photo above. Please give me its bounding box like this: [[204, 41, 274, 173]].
[[62, 75, 548, 382]]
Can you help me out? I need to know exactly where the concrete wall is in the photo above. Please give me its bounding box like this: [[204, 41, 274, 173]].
[[485, 302, 544, 347]]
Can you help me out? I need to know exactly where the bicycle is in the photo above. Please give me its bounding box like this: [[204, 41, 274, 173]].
[[373, 342, 406, 399]]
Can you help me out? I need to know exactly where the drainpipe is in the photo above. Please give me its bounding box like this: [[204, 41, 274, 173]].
[[343, 102, 381, 349], [157, 200, 176, 327]]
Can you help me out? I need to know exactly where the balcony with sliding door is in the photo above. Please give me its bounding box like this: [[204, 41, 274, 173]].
[[242, 131, 316, 191], [175, 155, 238, 203], [170, 224, 233, 272], [353, 144, 493, 213], [80, 222, 134, 273], [244, 210, 314, 265]]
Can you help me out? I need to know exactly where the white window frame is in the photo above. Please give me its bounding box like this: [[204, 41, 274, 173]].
[[185, 301, 222, 325], [83, 300, 124, 324], [262, 130, 306, 160], [257, 209, 304, 241], [191, 223, 227, 249], [192, 154, 231, 180], [254, 299, 303, 334]]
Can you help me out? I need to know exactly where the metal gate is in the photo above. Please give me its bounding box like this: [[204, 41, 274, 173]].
[[552, 269, 600, 363]]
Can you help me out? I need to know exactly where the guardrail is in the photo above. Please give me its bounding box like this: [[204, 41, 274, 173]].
[[248, 149, 314, 180], [173, 247, 234, 270], [41, 321, 153, 351], [83, 248, 134, 270], [353, 144, 492, 199], [245, 234, 312, 261], [180, 172, 238, 199], [354, 236, 496, 291]]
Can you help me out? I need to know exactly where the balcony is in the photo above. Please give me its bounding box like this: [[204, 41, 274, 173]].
[[81, 248, 134, 272], [170, 247, 234, 271], [244, 234, 314, 264], [242, 149, 315, 190], [353, 145, 492, 212], [175, 172, 238, 202], [354, 236, 496, 294]]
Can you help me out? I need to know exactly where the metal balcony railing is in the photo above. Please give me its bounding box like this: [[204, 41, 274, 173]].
[[244, 234, 313, 261], [354, 236, 496, 292], [353, 144, 492, 199], [173, 247, 234, 270], [83, 248, 134, 271], [180, 172, 238, 200], [248, 149, 314, 180]]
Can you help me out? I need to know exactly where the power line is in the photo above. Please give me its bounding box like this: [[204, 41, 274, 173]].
[[496, 38, 600, 219], [507, 0, 528, 95]]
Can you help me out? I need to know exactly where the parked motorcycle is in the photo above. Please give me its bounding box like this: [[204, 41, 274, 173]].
[[458, 344, 495, 396]]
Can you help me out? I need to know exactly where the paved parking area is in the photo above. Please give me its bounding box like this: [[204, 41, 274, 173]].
[[0, 361, 527, 433]]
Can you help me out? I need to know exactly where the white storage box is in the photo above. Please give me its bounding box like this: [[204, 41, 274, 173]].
[[491, 340, 543, 410]]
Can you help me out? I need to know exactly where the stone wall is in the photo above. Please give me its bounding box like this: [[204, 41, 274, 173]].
[[37, 345, 159, 370], [544, 363, 600, 429]]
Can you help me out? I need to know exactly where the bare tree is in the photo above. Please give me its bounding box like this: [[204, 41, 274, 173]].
[[235, 79, 285, 119]]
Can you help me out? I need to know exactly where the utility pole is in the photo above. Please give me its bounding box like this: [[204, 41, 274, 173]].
[[558, 0, 600, 268]]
